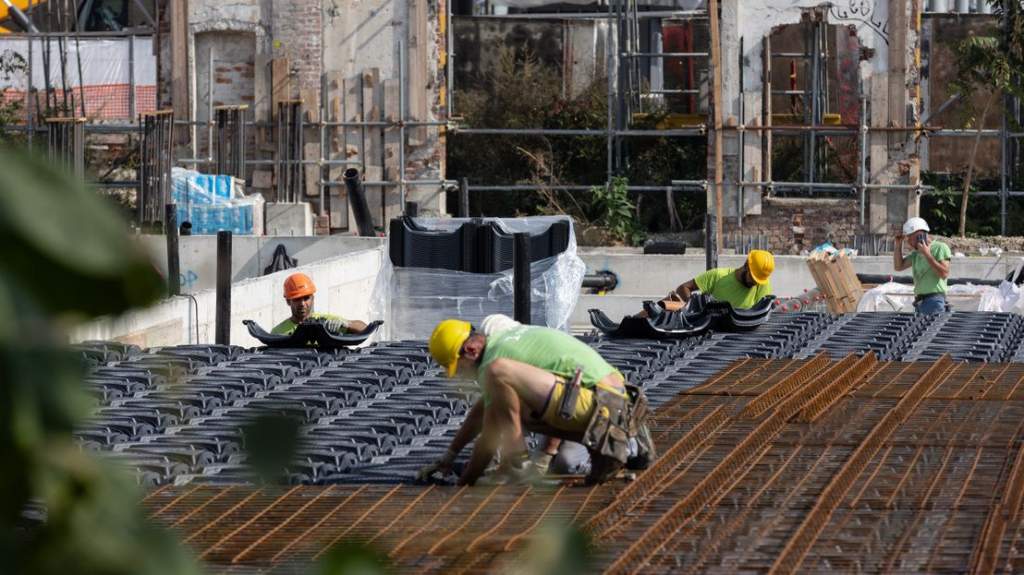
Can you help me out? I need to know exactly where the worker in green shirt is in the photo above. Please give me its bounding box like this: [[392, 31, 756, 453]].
[[417, 316, 654, 486], [893, 217, 951, 314], [661, 249, 775, 310], [271, 272, 369, 335]]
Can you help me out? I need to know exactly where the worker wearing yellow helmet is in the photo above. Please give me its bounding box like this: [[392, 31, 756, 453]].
[[663, 249, 775, 310], [271, 272, 368, 335], [418, 315, 654, 486]]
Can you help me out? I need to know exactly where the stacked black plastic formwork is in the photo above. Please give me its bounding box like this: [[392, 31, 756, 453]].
[[792, 313, 935, 360], [387, 217, 573, 337], [69, 310, 1024, 487], [71, 339, 478, 486], [898, 312, 1024, 362]]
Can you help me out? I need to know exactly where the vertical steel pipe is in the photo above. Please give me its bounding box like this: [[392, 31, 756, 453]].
[[215, 231, 232, 345], [165, 203, 180, 297]]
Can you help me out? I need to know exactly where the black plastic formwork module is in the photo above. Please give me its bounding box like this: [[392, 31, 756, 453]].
[[388, 217, 571, 271]]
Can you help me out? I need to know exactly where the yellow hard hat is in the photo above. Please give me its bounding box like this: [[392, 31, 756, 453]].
[[747, 250, 774, 285], [429, 319, 472, 377]]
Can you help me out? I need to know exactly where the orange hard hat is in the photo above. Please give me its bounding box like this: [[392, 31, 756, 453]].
[[283, 273, 316, 300]]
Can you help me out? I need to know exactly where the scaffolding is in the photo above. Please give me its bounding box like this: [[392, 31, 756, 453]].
[[44, 116, 84, 178], [137, 110, 174, 228], [0, 1, 1021, 241]]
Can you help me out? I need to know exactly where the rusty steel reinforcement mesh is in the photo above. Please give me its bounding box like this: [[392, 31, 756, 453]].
[[142, 354, 1024, 574]]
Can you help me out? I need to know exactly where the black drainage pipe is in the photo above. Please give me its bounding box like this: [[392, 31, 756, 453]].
[[343, 168, 376, 237]]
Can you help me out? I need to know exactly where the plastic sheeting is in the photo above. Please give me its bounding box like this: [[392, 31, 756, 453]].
[[370, 216, 586, 341], [857, 281, 1010, 313], [171, 168, 264, 236]]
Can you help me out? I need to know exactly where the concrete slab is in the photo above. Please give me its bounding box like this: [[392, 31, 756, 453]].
[[138, 235, 385, 292], [265, 202, 314, 236]]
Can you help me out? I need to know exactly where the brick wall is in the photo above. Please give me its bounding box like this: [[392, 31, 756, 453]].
[[271, 0, 323, 110], [724, 198, 864, 254]]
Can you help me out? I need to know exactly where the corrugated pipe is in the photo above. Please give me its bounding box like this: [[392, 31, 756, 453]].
[[343, 168, 376, 237]]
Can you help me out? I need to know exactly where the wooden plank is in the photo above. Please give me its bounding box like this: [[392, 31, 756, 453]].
[[708, 0, 724, 252], [343, 76, 363, 232], [383, 79, 403, 224], [271, 58, 291, 121], [761, 35, 772, 188], [170, 0, 189, 123], [407, 0, 429, 145], [303, 142, 320, 198], [362, 69, 385, 228], [325, 71, 348, 230]]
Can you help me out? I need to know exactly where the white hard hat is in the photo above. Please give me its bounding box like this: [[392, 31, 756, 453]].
[[902, 217, 930, 235]]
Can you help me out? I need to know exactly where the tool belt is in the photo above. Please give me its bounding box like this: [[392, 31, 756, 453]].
[[580, 382, 650, 465]]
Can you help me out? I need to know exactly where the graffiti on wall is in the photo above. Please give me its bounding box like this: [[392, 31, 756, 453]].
[[829, 0, 890, 45]]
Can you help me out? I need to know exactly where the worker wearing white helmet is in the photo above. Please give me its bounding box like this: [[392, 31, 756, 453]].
[[894, 217, 951, 314]]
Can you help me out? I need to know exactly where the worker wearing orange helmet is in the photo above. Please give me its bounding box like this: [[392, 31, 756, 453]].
[[417, 315, 654, 486], [271, 272, 368, 335], [663, 249, 775, 310]]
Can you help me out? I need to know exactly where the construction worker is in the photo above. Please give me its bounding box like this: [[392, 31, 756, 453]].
[[417, 315, 654, 486], [662, 249, 775, 310], [272, 272, 368, 335], [894, 217, 951, 314]]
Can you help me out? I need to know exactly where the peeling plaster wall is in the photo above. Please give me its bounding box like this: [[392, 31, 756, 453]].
[[719, 0, 921, 237]]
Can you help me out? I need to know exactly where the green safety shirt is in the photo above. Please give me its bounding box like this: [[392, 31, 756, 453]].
[[906, 240, 952, 296], [271, 313, 347, 335], [477, 324, 619, 406], [694, 267, 772, 309]]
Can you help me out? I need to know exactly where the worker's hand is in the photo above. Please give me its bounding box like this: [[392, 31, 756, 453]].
[[416, 449, 456, 482], [666, 289, 683, 302], [323, 319, 348, 334], [915, 236, 931, 255], [530, 451, 556, 475]]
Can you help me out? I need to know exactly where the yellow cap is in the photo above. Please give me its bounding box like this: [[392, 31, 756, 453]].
[[747, 250, 775, 285], [429, 319, 473, 377]]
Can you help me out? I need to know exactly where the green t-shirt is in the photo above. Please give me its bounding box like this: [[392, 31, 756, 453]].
[[694, 267, 772, 309], [906, 241, 952, 296], [477, 325, 618, 405], [271, 313, 346, 335]]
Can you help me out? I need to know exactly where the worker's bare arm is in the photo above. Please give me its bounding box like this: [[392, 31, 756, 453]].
[[448, 399, 485, 456], [893, 234, 911, 271], [346, 320, 369, 334], [665, 279, 698, 304]]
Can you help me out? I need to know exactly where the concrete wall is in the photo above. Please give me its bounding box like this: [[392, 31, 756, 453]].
[[572, 249, 1021, 328], [71, 246, 387, 349], [137, 235, 385, 292]]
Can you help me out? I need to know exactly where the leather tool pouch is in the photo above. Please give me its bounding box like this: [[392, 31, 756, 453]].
[[582, 387, 631, 464], [624, 383, 650, 435]]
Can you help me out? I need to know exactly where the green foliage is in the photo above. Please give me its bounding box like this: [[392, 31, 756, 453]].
[[243, 413, 301, 483], [0, 49, 27, 142], [447, 46, 706, 239], [591, 177, 646, 245], [919, 172, 1024, 236], [0, 147, 197, 574], [319, 541, 394, 575]]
